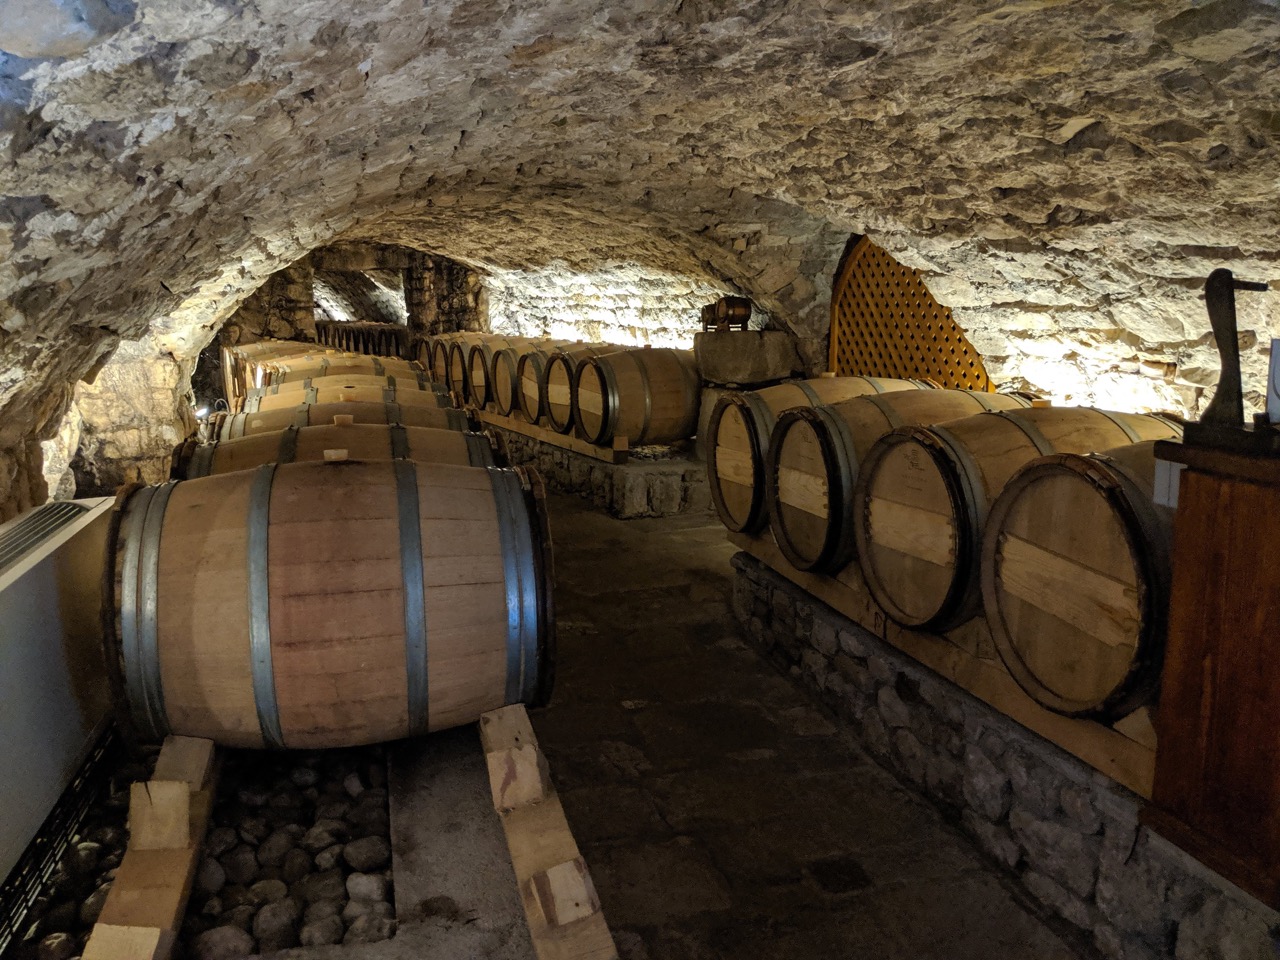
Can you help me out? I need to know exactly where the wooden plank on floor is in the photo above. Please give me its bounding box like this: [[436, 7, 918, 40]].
[[480, 705, 619, 960], [729, 531, 1157, 799], [86, 737, 217, 960], [476, 410, 628, 464]]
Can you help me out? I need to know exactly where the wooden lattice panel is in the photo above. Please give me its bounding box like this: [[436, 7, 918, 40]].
[[829, 237, 992, 391]]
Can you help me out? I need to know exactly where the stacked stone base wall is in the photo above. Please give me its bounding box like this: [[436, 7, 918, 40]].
[[731, 552, 1279, 960], [493, 428, 709, 518]]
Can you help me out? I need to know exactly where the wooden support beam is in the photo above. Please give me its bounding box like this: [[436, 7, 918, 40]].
[[479, 706, 618, 960], [475, 410, 629, 465], [84, 737, 217, 960]]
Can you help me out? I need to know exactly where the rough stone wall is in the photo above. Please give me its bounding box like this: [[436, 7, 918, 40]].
[[221, 260, 317, 347], [70, 338, 196, 497], [732, 553, 1280, 960], [416, 257, 487, 335], [494, 429, 709, 519], [313, 269, 406, 326]]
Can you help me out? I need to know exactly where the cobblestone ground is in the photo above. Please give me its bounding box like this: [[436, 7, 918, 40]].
[[532, 494, 1089, 960]]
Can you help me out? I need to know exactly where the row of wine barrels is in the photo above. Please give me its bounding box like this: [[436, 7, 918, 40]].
[[317, 321, 410, 359], [106, 460, 555, 749], [209, 401, 472, 441], [486, 339, 579, 416], [573, 347, 700, 446], [853, 407, 1182, 633], [262, 353, 422, 387], [223, 340, 335, 404], [980, 440, 1174, 723], [707, 375, 936, 535], [543, 344, 621, 432], [467, 337, 541, 408], [767, 389, 1031, 573], [242, 375, 451, 413], [173, 421, 502, 479]]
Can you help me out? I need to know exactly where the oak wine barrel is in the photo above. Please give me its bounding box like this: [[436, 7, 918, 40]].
[[173, 422, 501, 479], [707, 376, 934, 535], [854, 407, 1183, 632], [105, 461, 555, 749], [209, 402, 472, 441], [264, 354, 422, 386], [572, 348, 701, 446], [541, 344, 619, 433], [980, 441, 1174, 722], [490, 340, 575, 417], [515, 342, 593, 424], [243, 375, 449, 413], [467, 338, 541, 408], [447, 333, 496, 398], [765, 390, 1030, 573]]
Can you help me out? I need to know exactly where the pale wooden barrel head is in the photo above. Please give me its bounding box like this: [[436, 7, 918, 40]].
[[468, 348, 490, 407], [768, 412, 838, 571], [855, 432, 964, 627], [574, 362, 608, 442], [707, 396, 763, 532], [492, 351, 520, 415], [543, 356, 577, 432], [983, 453, 1166, 720]]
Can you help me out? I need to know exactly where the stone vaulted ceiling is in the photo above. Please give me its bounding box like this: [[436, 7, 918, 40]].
[[2, 0, 1280, 481]]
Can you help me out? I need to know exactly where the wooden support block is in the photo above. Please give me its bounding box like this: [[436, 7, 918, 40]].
[[128, 782, 191, 850], [487, 743, 552, 813], [529, 858, 601, 927], [480, 702, 540, 754], [82, 925, 174, 960], [151, 736, 214, 788], [98, 846, 199, 930]]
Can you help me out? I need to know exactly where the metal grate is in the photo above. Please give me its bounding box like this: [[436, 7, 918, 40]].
[[829, 236, 992, 391], [0, 728, 120, 959], [0, 502, 91, 579]]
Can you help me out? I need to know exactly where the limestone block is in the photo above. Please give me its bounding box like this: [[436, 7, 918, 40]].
[[694, 331, 801, 387]]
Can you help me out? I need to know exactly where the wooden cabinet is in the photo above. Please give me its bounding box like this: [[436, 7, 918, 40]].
[[1145, 442, 1280, 907]]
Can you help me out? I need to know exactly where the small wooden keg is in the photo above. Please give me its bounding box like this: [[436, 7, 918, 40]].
[[981, 441, 1173, 721], [173, 422, 501, 479], [573, 348, 700, 446], [243, 375, 449, 413], [855, 407, 1183, 631], [540, 344, 621, 433], [210, 402, 472, 441], [707, 376, 934, 535], [105, 461, 555, 749], [766, 390, 1030, 573]]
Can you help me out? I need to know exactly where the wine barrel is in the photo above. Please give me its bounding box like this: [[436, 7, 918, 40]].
[[173, 422, 501, 479], [210, 402, 472, 441], [467, 338, 540, 408], [243, 375, 449, 413], [490, 340, 574, 417], [541, 344, 619, 433], [264, 354, 422, 386], [854, 407, 1183, 632], [105, 461, 555, 749], [766, 390, 1031, 573], [980, 441, 1173, 722], [447, 333, 496, 398], [708, 376, 934, 535], [572, 348, 701, 446], [228, 340, 330, 396], [515, 342, 592, 423]]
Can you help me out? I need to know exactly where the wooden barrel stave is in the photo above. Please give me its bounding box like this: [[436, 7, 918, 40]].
[[175, 423, 500, 479], [573, 348, 700, 445], [855, 407, 1183, 632], [981, 441, 1173, 721], [707, 376, 934, 534], [244, 376, 450, 413], [765, 389, 1032, 573], [265, 355, 422, 386], [541, 344, 615, 433], [210, 402, 471, 441], [107, 461, 554, 749]]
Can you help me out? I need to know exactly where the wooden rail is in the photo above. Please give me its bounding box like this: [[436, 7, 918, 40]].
[[476, 410, 629, 465]]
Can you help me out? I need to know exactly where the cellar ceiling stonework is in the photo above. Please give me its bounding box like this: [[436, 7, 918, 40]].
[[2, 0, 1280, 509]]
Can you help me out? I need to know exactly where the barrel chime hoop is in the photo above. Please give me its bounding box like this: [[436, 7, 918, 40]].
[[388, 424, 411, 460], [393, 460, 430, 736], [245, 396, 260, 413], [592, 360, 622, 443], [291, 406, 310, 430], [632, 352, 654, 443], [1091, 409, 1144, 444], [386, 401, 403, 425], [246, 463, 285, 749], [189, 444, 217, 479], [990, 410, 1056, 457], [304, 386, 318, 405], [120, 485, 175, 741], [464, 431, 495, 467], [864, 393, 907, 430], [490, 470, 539, 703], [793, 381, 823, 406], [276, 425, 300, 464]]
